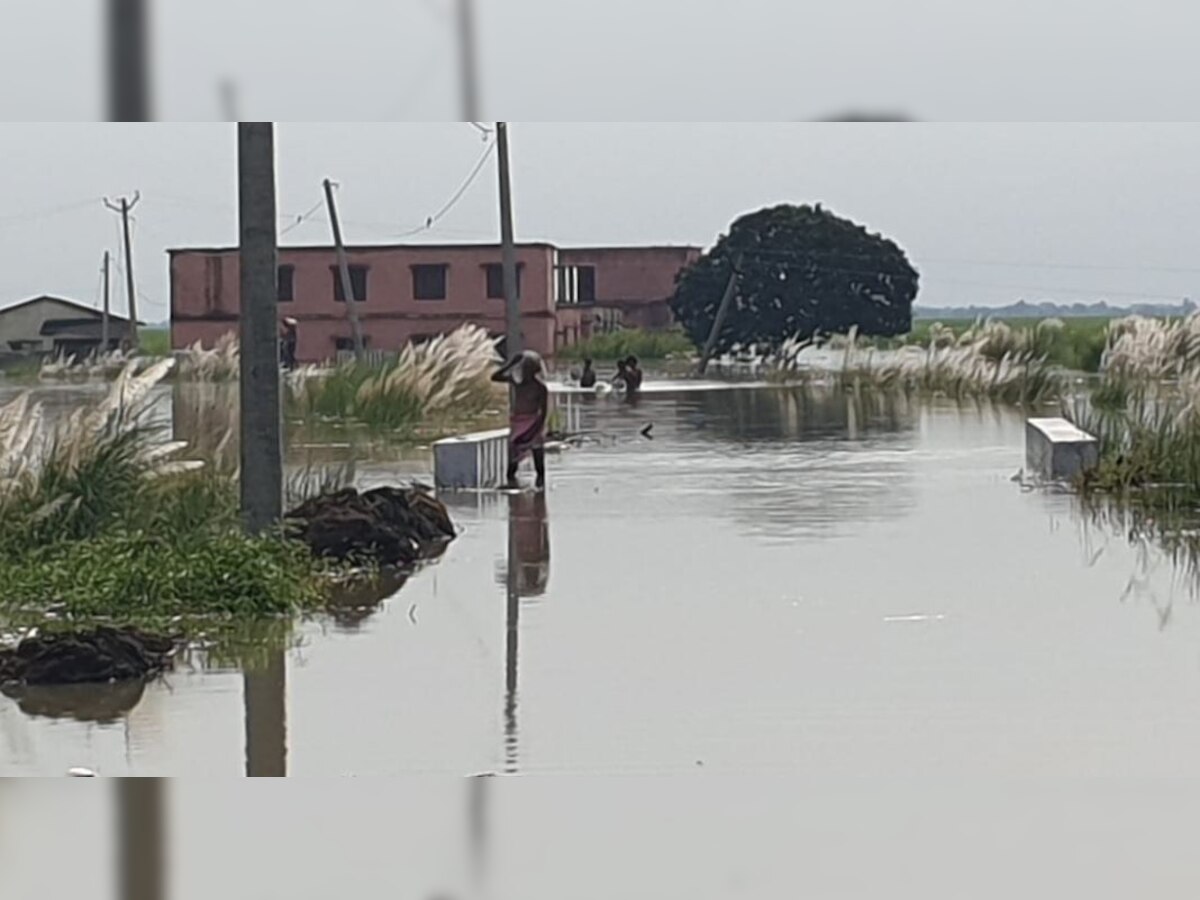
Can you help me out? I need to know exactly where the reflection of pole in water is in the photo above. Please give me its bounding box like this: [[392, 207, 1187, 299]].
[[244, 649, 287, 776], [468, 774, 491, 896], [504, 499, 520, 775], [116, 778, 166, 900]]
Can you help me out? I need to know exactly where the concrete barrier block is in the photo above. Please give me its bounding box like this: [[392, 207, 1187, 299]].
[[1026, 417, 1098, 482], [433, 428, 510, 490]]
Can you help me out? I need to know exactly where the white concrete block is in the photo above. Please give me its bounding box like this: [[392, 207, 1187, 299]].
[[433, 428, 510, 490], [1025, 417, 1098, 482]]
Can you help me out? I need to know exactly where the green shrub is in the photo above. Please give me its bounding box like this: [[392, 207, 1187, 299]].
[[559, 328, 695, 361], [0, 530, 327, 622], [139, 328, 171, 357]]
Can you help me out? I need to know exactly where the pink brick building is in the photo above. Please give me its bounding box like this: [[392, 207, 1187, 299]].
[[168, 242, 700, 363]]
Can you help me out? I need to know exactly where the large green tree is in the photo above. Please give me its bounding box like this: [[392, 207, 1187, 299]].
[[670, 204, 919, 352]]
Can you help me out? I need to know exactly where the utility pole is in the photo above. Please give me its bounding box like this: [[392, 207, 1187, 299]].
[[456, 0, 481, 121], [116, 779, 166, 900], [104, 192, 141, 349], [496, 123, 520, 362], [237, 123, 283, 534], [101, 251, 111, 352], [106, 0, 151, 121], [697, 255, 742, 376], [322, 178, 365, 359]]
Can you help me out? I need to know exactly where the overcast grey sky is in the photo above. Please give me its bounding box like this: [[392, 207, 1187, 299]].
[[0, 123, 1197, 321], [3, 0, 1200, 121]]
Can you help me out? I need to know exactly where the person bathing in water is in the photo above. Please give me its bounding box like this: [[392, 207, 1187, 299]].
[[492, 350, 549, 490], [623, 356, 644, 393]]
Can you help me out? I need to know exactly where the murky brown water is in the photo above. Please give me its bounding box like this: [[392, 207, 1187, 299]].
[[3, 383, 1200, 778]]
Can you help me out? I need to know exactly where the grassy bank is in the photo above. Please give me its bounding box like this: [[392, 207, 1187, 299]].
[[0, 360, 336, 638], [1066, 316, 1200, 500], [775, 320, 1067, 407], [860, 317, 1110, 373], [558, 328, 695, 361], [288, 325, 501, 432]]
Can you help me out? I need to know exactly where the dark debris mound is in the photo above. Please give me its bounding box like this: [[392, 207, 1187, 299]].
[[285, 485, 456, 567], [0, 626, 176, 687]]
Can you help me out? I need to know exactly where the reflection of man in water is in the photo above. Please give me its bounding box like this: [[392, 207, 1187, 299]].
[[512, 491, 550, 597]]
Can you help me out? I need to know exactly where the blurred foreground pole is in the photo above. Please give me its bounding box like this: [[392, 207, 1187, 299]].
[[107, 0, 151, 120], [496, 123, 520, 363], [244, 649, 288, 776], [237, 123, 283, 533], [322, 178, 365, 358], [697, 256, 741, 376], [117, 779, 166, 900], [456, 0, 481, 120]]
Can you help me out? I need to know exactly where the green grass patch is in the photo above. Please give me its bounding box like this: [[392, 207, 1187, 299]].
[[0, 530, 328, 623], [861, 318, 1110, 373], [139, 328, 171, 357], [558, 328, 695, 361]]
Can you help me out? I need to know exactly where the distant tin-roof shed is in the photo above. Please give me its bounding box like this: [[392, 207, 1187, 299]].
[[0, 295, 138, 355]]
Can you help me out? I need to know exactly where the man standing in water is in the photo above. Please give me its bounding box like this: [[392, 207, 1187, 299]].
[[492, 350, 549, 490], [623, 356, 644, 393], [280, 317, 298, 370]]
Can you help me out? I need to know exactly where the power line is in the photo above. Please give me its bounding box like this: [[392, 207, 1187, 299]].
[[393, 135, 496, 237], [0, 197, 101, 226], [280, 200, 325, 236]]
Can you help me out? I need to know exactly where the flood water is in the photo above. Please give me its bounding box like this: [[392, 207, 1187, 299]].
[[3, 382, 1200, 777]]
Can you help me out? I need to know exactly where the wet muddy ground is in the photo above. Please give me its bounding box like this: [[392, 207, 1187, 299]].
[[3, 383, 1200, 776]]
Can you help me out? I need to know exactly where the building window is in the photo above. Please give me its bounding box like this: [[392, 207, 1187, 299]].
[[556, 264, 593, 305], [484, 263, 524, 299], [334, 335, 369, 350], [578, 265, 596, 304], [412, 264, 448, 301], [330, 265, 369, 302], [278, 265, 295, 302]]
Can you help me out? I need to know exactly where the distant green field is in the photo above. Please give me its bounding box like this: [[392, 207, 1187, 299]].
[[897, 317, 1112, 373], [139, 328, 170, 356]]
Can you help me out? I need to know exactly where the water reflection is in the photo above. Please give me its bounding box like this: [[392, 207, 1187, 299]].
[[686, 385, 916, 443], [243, 650, 287, 777], [0, 679, 146, 724], [661, 387, 921, 542], [116, 779, 166, 900], [1073, 493, 1200, 630], [499, 492, 552, 774]]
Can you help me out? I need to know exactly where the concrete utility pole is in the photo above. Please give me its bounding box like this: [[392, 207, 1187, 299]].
[[116, 779, 166, 900], [104, 193, 141, 349], [237, 123, 283, 534], [101, 251, 111, 352], [697, 255, 742, 376], [322, 178, 365, 359], [456, 0, 481, 121], [496, 123, 520, 362], [106, 0, 151, 121]]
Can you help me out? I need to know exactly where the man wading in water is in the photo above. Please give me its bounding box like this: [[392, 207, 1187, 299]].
[[492, 350, 548, 490]]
